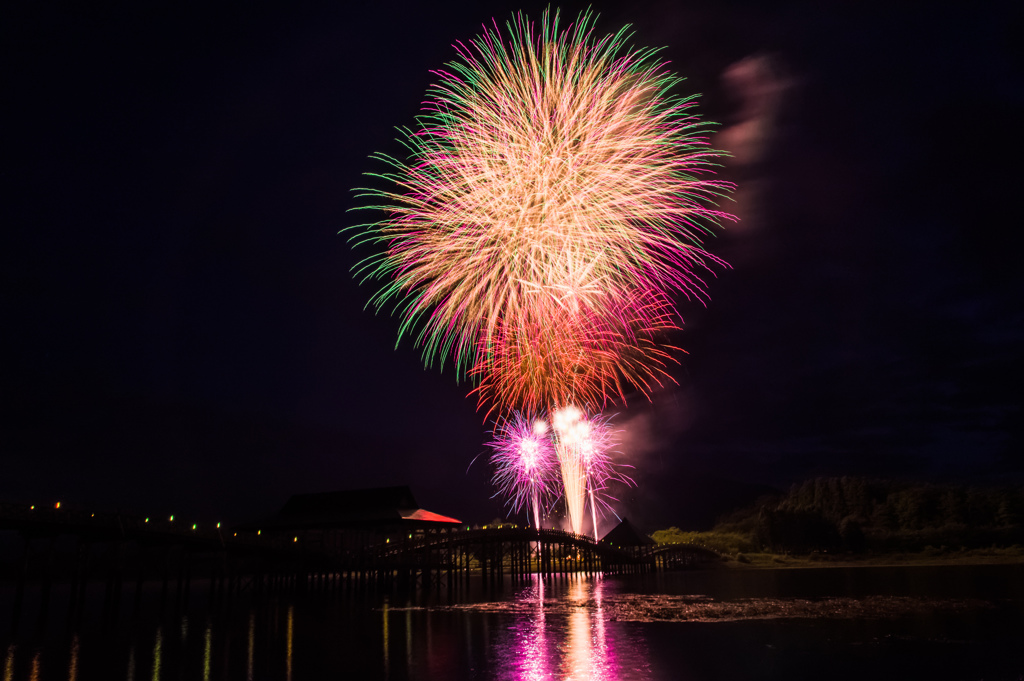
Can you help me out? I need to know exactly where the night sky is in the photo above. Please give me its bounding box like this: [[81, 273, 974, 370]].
[[4, 0, 1022, 532]]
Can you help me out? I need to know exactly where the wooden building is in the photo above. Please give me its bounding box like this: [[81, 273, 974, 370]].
[[235, 486, 461, 554]]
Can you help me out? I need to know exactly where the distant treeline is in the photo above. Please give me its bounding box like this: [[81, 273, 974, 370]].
[[668, 477, 1024, 554]]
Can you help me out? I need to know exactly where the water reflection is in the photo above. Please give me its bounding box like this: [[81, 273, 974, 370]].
[[424, 610, 432, 671], [498, 576, 629, 680], [405, 607, 412, 672], [560, 578, 616, 680], [592, 577, 610, 676], [151, 628, 161, 681], [4, 645, 14, 681], [370, 576, 629, 679], [286, 606, 293, 681], [246, 611, 254, 681], [67, 636, 77, 681], [565, 606, 591, 680], [381, 600, 389, 678], [203, 624, 211, 681], [516, 578, 547, 680], [2, 565, 1018, 680]]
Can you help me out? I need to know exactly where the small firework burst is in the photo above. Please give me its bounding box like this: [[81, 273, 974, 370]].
[[488, 412, 558, 529], [551, 406, 633, 538]]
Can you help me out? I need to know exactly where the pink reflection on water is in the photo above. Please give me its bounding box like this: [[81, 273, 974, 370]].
[[560, 577, 615, 680], [565, 605, 592, 679], [592, 576, 612, 679], [513, 578, 548, 680], [509, 575, 619, 680]]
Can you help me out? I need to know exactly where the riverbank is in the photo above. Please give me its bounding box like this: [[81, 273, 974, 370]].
[[719, 545, 1024, 569]]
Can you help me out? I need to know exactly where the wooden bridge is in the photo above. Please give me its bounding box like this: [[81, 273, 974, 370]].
[[371, 525, 722, 586], [0, 503, 721, 631]]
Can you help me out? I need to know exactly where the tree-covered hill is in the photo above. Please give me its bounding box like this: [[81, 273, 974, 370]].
[[654, 477, 1024, 555]]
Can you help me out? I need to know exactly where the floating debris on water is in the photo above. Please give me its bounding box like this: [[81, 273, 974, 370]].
[[424, 594, 997, 623]]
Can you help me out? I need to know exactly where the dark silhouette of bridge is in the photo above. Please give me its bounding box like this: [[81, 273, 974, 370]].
[[0, 502, 722, 632], [374, 525, 722, 585]]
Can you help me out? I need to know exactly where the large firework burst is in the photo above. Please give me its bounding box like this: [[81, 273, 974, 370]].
[[350, 8, 733, 415]]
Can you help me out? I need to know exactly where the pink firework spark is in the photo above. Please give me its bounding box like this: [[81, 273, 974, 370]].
[[488, 413, 558, 530]]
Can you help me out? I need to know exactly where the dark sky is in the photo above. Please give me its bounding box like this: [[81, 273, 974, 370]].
[[3, 0, 1022, 531]]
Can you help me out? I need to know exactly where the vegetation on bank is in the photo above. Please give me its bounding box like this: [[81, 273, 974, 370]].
[[651, 477, 1024, 565]]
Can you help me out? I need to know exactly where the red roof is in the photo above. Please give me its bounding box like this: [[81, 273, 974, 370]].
[[236, 486, 462, 530], [400, 508, 462, 524]]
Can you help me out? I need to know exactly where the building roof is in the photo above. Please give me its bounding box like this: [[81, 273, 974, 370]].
[[238, 486, 461, 531], [280, 486, 419, 517], [601, 517, 655, 546]]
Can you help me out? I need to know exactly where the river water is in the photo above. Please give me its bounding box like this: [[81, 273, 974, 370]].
[[2, 564, 1023, 680]]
